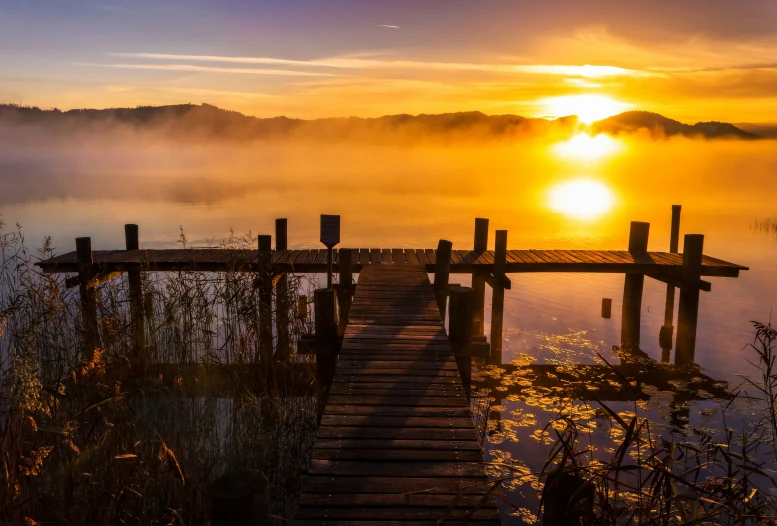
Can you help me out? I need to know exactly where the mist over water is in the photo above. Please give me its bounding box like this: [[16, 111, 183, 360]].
[[3, 125, 777, 523]]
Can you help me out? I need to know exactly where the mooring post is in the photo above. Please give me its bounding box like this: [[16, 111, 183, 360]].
[[314, 288, 338, 399], [275, 219, 290, 360], [209, 469, 270, 526], [124, 224, 146, 366], [449, 287, 475, 397], [489, 230, 507, 365], [257, 235, 273, 364], [472, 218, 489, 336], [433, 239, 453, 319], [621, 221, 650, 351], [601, 298, 612, 319], [76, 237, 100, 357], [675, 234, 704, 366], [660, 205, 682, 361], [336, 248, 353, 334]]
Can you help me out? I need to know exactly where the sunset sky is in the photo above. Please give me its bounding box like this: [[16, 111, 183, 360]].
[[1, 0, 777, 123]]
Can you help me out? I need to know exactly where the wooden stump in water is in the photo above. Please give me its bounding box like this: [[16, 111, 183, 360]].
[[541, 469, 594, 526], [209, 469, 270, 526]]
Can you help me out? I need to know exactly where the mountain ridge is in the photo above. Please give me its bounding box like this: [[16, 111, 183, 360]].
[[0, 103, 759, 141]]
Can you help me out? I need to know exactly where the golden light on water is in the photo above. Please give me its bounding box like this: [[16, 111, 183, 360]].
[[553, 132, 622, 161], [539, 94, 633, 124], [548, 179, 615, 219]]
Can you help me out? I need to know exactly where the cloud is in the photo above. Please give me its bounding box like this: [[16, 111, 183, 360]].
[[79, 63, 335, 77], [108, 52, 652, 78], [379, 25, 400, 29]]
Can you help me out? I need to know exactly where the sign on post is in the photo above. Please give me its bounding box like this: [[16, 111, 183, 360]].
[[320, 215, 340, 247], [320, 214, 340, 288]]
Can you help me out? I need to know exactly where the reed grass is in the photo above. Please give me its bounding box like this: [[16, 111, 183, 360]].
[[0, 222, 319, 524]]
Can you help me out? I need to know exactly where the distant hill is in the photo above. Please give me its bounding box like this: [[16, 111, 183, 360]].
[[0, 103, 760, 142], [735, 122, 777, 138], [591, 111, 757, 139]]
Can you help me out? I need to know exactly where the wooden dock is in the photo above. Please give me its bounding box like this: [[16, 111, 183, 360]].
[[36, 247, 745, 277], [294, 265, 499, 524]]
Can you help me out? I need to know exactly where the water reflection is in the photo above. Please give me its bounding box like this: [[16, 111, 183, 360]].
[[552, 132, 622, 161], [548, 179, 615, 219]]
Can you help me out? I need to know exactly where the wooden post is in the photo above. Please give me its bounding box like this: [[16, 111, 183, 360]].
[[675, 234, 704, 366], [76, 237, 100, 357], [433, 239, 452, 319], [275, 219, 290, 360], [337, 248, 353, 334], [472, 218, 489, 336], [257, 235, 273, 364], [660, 205, 682, 360], [601, 298, 612, 319], [621, 221, 649, 351], [314, 288, 338, 399], [449, 287, 474, 396], [298, 296, 308, 320], [124, 224, 146, 365], [488, 230, 507, 366], [209, 469, 270, 526]]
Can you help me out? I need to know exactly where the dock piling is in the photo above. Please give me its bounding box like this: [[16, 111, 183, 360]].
[[257, 235, 273, 363], [472, 218, 489, 336], [675, 234, 704, 366], [124, 224, 146, 365], [621, 221, 650, 351], [275, 219, 290, 360], [336, 248, 353, 334], [76, 237, 100, 357], [488, 230, 508, 365], [660, 205, 682, 361], [433, 239, 452, 318], [313, 288, 338, 398], [450, 286, 475, 396]]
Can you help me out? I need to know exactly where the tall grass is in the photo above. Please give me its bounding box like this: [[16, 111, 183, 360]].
[[0, 222, 319, 524]]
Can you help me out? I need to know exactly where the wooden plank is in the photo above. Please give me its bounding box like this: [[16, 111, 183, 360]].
[[405, 249, 421, 265]]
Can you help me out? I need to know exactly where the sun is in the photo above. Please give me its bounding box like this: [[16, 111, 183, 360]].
[[539, 94, 633, 124], [548, 179, 615, 219]]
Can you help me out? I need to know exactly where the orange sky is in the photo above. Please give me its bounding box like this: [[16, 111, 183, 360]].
[[1, 1, 776, 123]]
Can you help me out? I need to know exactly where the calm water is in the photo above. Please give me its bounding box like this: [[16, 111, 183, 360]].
[[3, 134, 777, 522]]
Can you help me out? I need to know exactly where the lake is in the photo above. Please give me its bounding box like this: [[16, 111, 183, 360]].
[[2, 133, 777, 522]]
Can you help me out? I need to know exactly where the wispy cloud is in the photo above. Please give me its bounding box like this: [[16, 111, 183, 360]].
[[379, 25, 400, 29], [80, 63, 335, 76], [108, 52, 654, 78]]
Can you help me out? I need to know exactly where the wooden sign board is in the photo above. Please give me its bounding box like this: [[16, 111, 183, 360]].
[[320, 214, 340, 246]]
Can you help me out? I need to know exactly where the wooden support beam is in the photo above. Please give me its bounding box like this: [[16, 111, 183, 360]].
[[275, 219, 290, 360], [472, 218, 488, 336], [484, 273, 511, 290], [621, 221, 649, 351], [676, 234, 704, 366], [76, 237, 100, 357], [449, 287, 474, 396], [488, 230, 507, 366], [433, 239, 452, 319], [65, 270, 122, 289], [125, 224, 146, 365], [646, 273, 711, 292]]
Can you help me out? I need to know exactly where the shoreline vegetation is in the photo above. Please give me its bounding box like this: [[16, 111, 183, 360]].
[[2, 220, 776, 524]]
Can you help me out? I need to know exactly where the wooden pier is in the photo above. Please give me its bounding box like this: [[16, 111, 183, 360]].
[[34, 208, 751, 524], [295, 265, 498, 524]]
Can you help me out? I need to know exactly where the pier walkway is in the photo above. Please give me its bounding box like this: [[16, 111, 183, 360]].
[[37, 247, 746, 277], [294, 265, 499, 525]]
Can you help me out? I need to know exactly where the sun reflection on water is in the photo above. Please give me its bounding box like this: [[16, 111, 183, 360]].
[[548, 178, 615, 219]]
